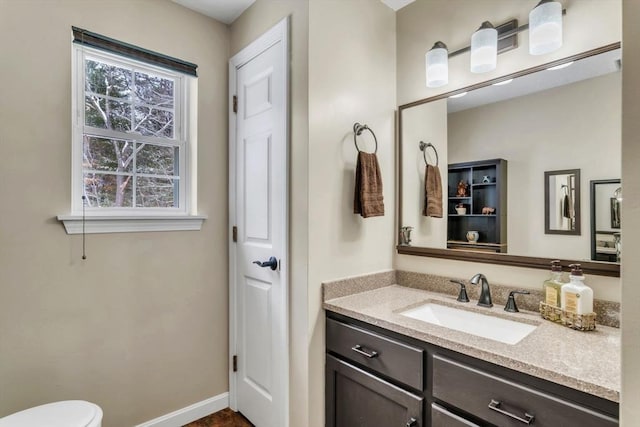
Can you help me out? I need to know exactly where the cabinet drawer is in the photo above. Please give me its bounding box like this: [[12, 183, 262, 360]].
[[431, 403, 480, 427], [326, 355, 423, 427], [432, 355, 618, 427], [326, 318, 424, 390]]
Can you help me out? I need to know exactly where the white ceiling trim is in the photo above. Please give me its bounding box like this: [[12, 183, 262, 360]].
[[172, 0, 256, 24]]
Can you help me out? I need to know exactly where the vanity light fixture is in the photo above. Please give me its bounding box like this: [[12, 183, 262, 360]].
[[449, 92, 468, 99], [614, 187, 622, 202], [470, 22, 498, 73], [424, 1, 566, 87], [426, 41, 449, 88], [529, 0, 563, 55], [546, 61, 574, 71]]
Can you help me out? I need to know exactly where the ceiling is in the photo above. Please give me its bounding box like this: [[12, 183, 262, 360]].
[[381, 0, 416, 11], [173, 0, 414, 24], [171, 0, 256, 24]]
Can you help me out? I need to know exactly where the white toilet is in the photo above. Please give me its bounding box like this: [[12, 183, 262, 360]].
[[0, 400, 102, 427]]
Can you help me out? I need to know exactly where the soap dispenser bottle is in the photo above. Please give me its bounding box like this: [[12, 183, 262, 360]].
[[543, 260, 564, 307], [561, 264, 594, 315]]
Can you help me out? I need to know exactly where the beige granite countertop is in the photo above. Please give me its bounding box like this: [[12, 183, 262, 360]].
[[324, 284, 620, 402]]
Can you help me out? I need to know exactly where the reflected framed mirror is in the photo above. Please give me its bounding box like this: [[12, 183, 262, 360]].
[[397, 43, 621, 277], [591, 179, 621, 263], [544, 169, 580, 235]]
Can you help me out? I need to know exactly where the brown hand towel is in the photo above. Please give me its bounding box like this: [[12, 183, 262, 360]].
[[354, 151, 385, 218], [423, 164, 443, 217]]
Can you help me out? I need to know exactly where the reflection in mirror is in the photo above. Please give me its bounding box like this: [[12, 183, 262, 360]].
[[544, 169, 580, 235], [399, 45, 621, 268], [591, 179, 621, 263]]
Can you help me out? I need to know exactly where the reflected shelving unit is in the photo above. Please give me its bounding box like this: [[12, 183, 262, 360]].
[[447, 159, 507, 253]]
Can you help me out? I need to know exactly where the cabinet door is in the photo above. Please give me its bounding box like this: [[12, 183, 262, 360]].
[[431, 403, 480, 427], [326, 355, 423, 427]]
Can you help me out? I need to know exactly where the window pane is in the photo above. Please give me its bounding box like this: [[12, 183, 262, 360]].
[[83, 137, 134, 172], [134, 72, 174, 108], [85, 60, 131, 98], [84, 96, 132, 132], [134, 106, 174, 138], [84, 173, 133, 207], [136, 177, 177, 207], [136, 144, 177, 176], [108, 100, 132, 132], [85, 95, 106, 128]]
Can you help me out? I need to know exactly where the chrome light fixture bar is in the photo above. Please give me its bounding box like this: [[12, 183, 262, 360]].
[[425, 1, 565, 88]]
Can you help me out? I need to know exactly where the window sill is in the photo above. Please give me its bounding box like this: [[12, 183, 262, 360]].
[[57, 214, 207, 234]]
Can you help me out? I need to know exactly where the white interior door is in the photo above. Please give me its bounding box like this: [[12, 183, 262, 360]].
[[229, 18, 289, 427]]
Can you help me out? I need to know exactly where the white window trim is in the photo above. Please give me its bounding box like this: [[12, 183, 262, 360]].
[[59, 45, 204, 234], [57, 214, 207, 234]]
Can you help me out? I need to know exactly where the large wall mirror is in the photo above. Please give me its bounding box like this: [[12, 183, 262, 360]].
[[398, 44, 621, 277]]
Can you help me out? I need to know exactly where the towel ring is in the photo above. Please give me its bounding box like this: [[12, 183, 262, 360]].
[[353, 123, 378, 154], [419, 141, 439, 167]]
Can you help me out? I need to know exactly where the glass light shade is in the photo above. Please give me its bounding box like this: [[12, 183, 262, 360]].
[[614, 187, 622, 201], [470, 22, 497, 73], [529, 0, 563, 55], [426, 42, 448, 88]]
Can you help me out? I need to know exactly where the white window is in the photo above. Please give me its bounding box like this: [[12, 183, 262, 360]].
[[59, 40, 204, 234]]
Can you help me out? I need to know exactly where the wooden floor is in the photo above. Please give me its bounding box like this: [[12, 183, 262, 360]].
[[184, 408, 253, 427]]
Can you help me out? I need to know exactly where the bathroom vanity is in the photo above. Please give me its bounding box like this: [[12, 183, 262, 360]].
[[324, 283, 620, 427]]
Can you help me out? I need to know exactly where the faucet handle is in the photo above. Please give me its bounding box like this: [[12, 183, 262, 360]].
[[449, 280, 470, 303], [504, 290, 531, 313]]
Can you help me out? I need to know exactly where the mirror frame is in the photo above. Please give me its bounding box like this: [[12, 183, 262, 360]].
[[544, 169, 581, 235], [397, 42, 621, 278], [590, 179, 621, 262]]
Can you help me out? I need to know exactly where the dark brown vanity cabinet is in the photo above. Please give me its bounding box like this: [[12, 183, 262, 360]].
[[325, 313, 619, 427], [432, 355, 618, 427], [326, 355, 423, 427], [325, 318, 424, 427], [447, 159, 507, 253]]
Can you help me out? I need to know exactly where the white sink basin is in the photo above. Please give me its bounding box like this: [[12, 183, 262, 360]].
[[400, 302, 537, 345]]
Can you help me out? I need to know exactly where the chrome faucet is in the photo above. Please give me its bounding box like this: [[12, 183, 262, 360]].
[[470, 273, 493, 308]]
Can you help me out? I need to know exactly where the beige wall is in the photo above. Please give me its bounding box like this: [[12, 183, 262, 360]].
[[448, 72, 621, 260], [397, 0, 621, 105], [308, 1, 396, 425], [621, 0, 640, 424], [395, 0, 622, 302], [0, 1, 229, 425], [229, 2, 309, 425]]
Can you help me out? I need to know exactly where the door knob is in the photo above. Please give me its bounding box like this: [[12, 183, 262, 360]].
[[253, 256, 278, 271], [406, 418, 418, 427]]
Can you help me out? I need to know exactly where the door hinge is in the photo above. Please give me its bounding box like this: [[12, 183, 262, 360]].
[[232, 95, 238, 113], [232, 226, 237, 242], [233, 355, 238, 372]]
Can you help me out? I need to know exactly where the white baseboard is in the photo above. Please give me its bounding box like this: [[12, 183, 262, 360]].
[[135, 392, 229, 427]]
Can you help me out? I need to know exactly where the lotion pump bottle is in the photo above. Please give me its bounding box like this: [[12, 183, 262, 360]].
[[543, 260, 564, 307], [561, 264, 594, 315]]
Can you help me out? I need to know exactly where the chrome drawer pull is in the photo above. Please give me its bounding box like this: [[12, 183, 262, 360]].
[[406, 417, 417, 427], [351, 344, 379, 358], [488, 399, 534, 425]]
